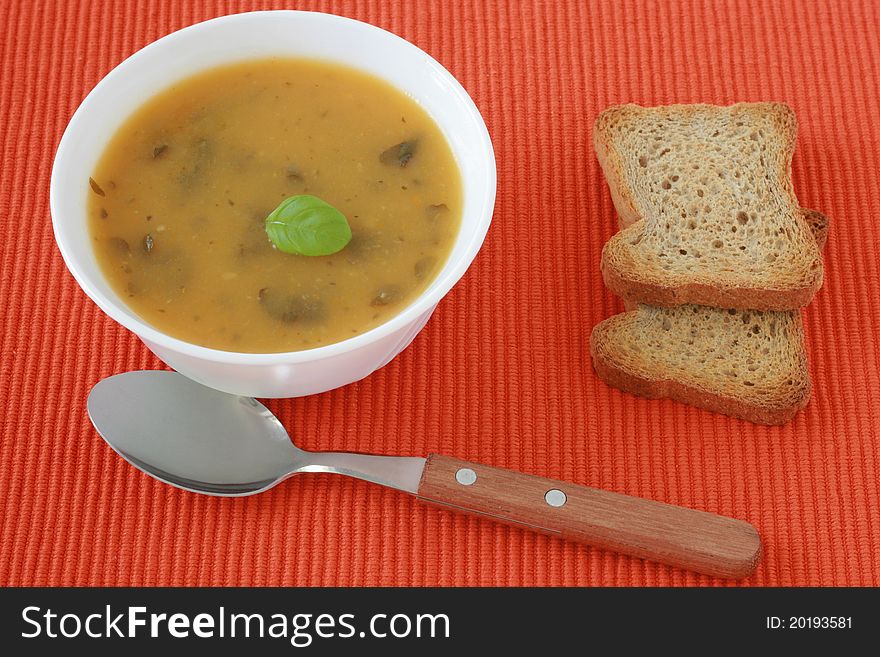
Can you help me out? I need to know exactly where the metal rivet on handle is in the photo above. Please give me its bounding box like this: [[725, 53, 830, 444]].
[[544, 489, 567, 507], [455, 468, 477, 486]]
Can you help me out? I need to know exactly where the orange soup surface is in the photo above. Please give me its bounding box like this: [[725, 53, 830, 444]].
[[88, 58, 462, 352]]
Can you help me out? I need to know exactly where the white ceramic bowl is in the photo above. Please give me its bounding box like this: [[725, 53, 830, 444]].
[[51, 11, 495, 398]]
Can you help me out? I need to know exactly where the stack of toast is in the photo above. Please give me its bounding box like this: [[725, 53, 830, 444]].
[[590, 103, 826, 425]]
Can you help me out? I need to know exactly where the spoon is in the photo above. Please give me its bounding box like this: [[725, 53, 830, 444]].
[[87, 371, 761, 578]]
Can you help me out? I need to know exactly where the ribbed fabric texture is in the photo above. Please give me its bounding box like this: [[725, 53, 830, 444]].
[[1, 0, 878, 586]]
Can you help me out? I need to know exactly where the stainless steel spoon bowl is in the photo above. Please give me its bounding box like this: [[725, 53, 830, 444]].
[[88, 370, 426, 496]]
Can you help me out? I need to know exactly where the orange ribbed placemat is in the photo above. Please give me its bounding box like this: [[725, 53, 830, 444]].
[[1, 0, 878, 587]]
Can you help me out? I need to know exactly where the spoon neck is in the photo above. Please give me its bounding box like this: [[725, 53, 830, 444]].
[[294, 451, 426, 494]]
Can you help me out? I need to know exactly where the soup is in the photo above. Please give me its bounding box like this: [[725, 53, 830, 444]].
[[87, 58, 462, 353]]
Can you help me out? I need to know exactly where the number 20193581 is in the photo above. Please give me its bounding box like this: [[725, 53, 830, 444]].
[[766, 617, 852, 630]]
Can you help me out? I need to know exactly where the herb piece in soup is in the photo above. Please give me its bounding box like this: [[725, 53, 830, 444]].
[[264, 195, 352, 256], [177, 138, 213, 188], [371, 285, 403, 307], [379, 140, 417, 167], [152, 144, 168, 159], [426, 203, 448, 220], [414, 256, 436, 280], [89, 177, 106, 197], [258, 287, 324, 324]]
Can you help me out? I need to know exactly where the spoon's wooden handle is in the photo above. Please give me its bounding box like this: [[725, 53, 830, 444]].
[[416, 454, 760, 579]]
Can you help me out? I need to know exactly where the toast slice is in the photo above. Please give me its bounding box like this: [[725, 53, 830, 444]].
[[594, 210, 827, 425], [596, 103, 823, 310], [620, 209, 827, 311], [590, 306, 810, 424]]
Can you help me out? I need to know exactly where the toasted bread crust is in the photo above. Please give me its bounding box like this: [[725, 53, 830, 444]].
[[802, 209, 829, 251], [601, 250, 823, 310], [594, 112, 643, 228]]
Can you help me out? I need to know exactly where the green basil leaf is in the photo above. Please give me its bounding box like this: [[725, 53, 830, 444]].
[[264, 195, 352, 256]]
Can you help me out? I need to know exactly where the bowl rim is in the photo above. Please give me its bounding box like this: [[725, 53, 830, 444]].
[[50, 9, 496, 364]]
